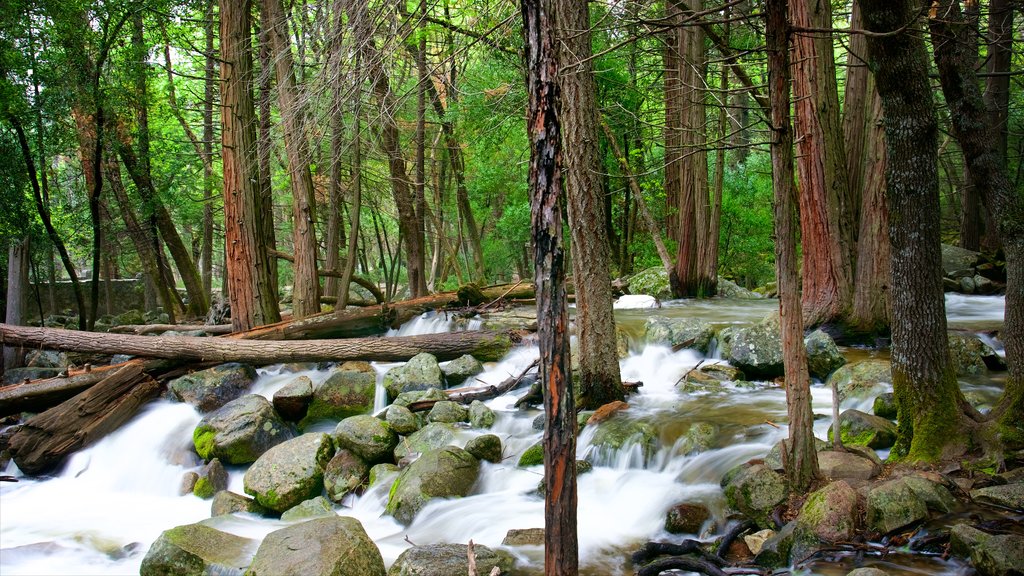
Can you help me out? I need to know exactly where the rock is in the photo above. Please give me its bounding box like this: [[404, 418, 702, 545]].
[[117, 309, 146, 325], [273, 375, 314, 422], [369, 463, 399, 486], [872, 393, 897, 419], [724, 464, 789, 528], [627, 267, 672, 300], [211, 491, 267, 517], [588, 415, 658, 461], [718, 277, 763, 299], [866, 478, 928, 534], [518, 442, 544, 467], [949, 523, 1024, 576], [248, 516, 385, 576], [644, 316, 715, 353], [902, 475, 957, 513], [193, 458, 229, 499], [764, 438, 828, 470], [941, 244, 981, 276], [427, 400, 469, 424], [334, 415, 398, 464], [139, 522, 256, 576], [465, 434, 502, 463], [970, 484, 1024, 510], [973, 274, 996, 295], [829, 409, 897, 449], [301, 366, 376, 427], [960, 276, 977, 294], [503, 528, 544, 546], [2, 366, 61, 385], [385, 405, 420, 435], [180, 471, 199, 495], [724, 317, 784, 379], [393, 422, 456, 461], [323, 448, 370, 502], [754, 521, 796, 568], [384, 353, 446, 400], [827, 360, 892, 403], [614, 294, 660, 309], [677, 422, 718, 454], [948, 332, 994, 376], [441, 355, 483, 386], [665, 502, 711, 534], [193, 395, 295, 465], [24, 350, 67, 368], [680, 364, 745, 393], [280, 496, 335, 521], [393, 387, 448, 408], [805, 329, 847, 379], [385, 446, 481, 525], [743, 529, 774, 555], [387, 543, 513, 576], [468, 400, 496, 428], [243, 432, 334, 513], [169, 363, 257, 412], [817, 450, 881, 481], [797, 481, 859, 542], [846, 569, 891, 576]]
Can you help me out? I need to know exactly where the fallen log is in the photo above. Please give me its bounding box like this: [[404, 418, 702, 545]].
[[108, 323, 234, 335], [1, 324, 517, 365], [7, 363, 162, 475]]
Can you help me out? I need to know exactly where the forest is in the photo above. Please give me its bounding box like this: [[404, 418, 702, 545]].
[[1, 0, 1023, 574]]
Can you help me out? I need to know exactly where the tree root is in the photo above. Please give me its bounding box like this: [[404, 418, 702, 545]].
[[716, 519, 756, 559]]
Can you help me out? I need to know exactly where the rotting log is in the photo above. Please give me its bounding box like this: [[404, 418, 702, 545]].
[[109, 323, 234, 335], [1, 324, 517, 364], [7, 363, 162, 475]]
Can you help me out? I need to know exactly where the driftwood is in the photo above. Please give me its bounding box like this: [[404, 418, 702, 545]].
[[109, 323, 233, 335], [405, 358, 540, 412], [7, 363, 161, 475], [1, 324, 516, 365]]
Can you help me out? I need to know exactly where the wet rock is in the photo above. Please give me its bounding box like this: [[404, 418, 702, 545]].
[[950, 523, 1024, 576], [805, 329, 846, 379], [384, 353, 445, 400], [169, 363, 257, 412], [665, 502, 711, 534], [248, 516, 385, 576], [388, 543, 513, 576], [211, 491, 268, 517], [427, 400, 468, 424], [243, 432, 334, 513], [846, 569, 891, 576], [901, 475, 957, 513], [277, 362, 319, 374], [140, 522, 256, 576], [334, 415, 398, 464], [627, 267, 673, 300], [718, 277, 763, 299], [764, 437, 828, 470], [754, 521, 795, 568], [677, 422, 718, 454], [644, 316, 715, 354], [724, 463, 789, 528], [323, 448, 370, 502], [385, 446, 481, 525], [827, 360, 892, 403], [272, 375, 313, 422], [193, 458, 228, 499], [866, 478, 928, 534], [392, 387, 448, 408], [369, 463, 399, 486], [829, 409, 897, 449], [393, 422, 456, 461], [280, 496, 335, 522], [518, 442, 544, 467], [872, 393, 897, 419], [385, 405, 420, 435], [797, 480, 859, 543], [180, 471, 199, 495], [589, 415, 658, 461], [502, 528, 544, 546], [948, 332, 994, 376], [817, 449, 880, 481], [192, 395, 295, 465], [468, 400, 496, 429], [465, 434, 502, 463], [970, 483, 1024, 510], [301, 366, 376, 427], [724, 317, 784, 379], [441, 355, 483, 386]]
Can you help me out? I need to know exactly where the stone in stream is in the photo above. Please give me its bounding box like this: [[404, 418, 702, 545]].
[[441, 354, 483, 386], [517, 441, 543, 467], [828, 409, 897, 449], [948, 332, 995, 376], [279, 495, 335, 521], [393, 422, 456, 462], [587, 415, 659, 462], [300, 364, 376, 427], [392, 387, 448, 408], [502, 528, 544, 546], [901, 475, 957, 514], [272, 375, 313, 422], [168, 362, 257, 412], [426, 400, 468, 424], [247, 516, 386, 576], [192, 458, 228, 499], [385, 446, 481, 525], [796, 480, 859, 543], [323, 448, 370, 502], [468, 400, 496, 429], [970, 483, 1024, 510], [664, 502, 711, 534], [949, 523, 1024, 576], [643, 316, 715, 354], [464, 434, 503, 463], [846, 569, 891, 576], [865, 478, 928, 534], [211, 491, 268, 517], [827, 360, 892, 404], [384, 353, 446, 400], [140, 522, 257, 576], [805, 329, 847, 379], [872, 393, 897, 419], [387, 543, 513, 576], [369, 463, 400, 487], [385, 404, 420, 435], [243, 432, 334, 513], [333, 414, 398, 464], [724, 463, 789, 529], [192, 394, 295, 465]]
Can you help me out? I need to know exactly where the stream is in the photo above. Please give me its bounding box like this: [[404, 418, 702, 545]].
[[0, 294, 1006, 575]]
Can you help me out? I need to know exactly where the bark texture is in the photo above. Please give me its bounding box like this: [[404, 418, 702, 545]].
[[4, 237, 29, 371]]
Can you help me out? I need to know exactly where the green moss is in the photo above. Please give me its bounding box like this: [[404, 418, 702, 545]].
[[472, 333, 513, 362], [193, 427, 216, 460], [193, 477, 216, 499], [890, 367, 966, 463], [518, 443, 544, 467]]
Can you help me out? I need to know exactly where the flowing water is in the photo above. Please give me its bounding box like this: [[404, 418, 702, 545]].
[[0, 295, 1006, 575]]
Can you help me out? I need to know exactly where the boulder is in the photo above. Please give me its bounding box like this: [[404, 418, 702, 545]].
[[723, 317, 784, 379], [865, 478, 928, 534], [941, 244, 980, 276], [193, 395, 295, 465], [323, 448, 370, 502], [627, 267, 672, 301], [334, 415, 398, 464], [846, 569, 891, 576], [679, 363, 745, 393], [441, 355, 483, 386], [243, 432, 334, 513], [665, 502, 711, 534], [796, 480, 859, 543], [248, 516, 386, 576], [588, 415, 659, 461], [369, 463, 400, 486], [518, 442, 544, 467], [211, 491, 267, 517], [724, 463, 789, 528], [970, 483, 1024, 510], [676, 422, 718, 454], [393, 387, 448, 408], [24, 350, 67, 368], [427, 400, 469, 424], [718, 277, 763, 299], [872, 393, 897, 420], [468, 400, 496, 429], [502, 528, 544, 546], [950, 523, 1024, 576], [754, 522, 796, 568], [901, 475, 957, 513], [140, 522, 256, 576], [385, 446, 481, 525], [817, 449, 881, 481], [180, 471, 199, 495], [193, 458, 228, 499], [644, 316, 715, 354], [301, 366, 376, 427], [387, 543, 513, 576], [465, 434, 503, 463], [384, 353, 445, 400], [393, 422, 456, 461], [169, 363, 257, 412], [385, 405, 420, 435], [948, 332, 994, 376], [827, 360, 892, 403], [805, 329, 846, 379], [273, 375, 314, 422], [829, 409, 897, 449], [280, 496, 335, 522]]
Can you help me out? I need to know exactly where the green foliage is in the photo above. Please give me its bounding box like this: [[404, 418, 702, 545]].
[[718, 152, 776, 288]]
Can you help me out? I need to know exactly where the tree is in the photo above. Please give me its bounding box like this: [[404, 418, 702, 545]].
[[4, 236, 29, 370]]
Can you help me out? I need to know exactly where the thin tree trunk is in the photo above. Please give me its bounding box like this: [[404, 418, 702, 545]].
[[202, 0, 216, 299], [4, 237, 30, 371], [339, 55, 363, 309], [256, 15, 279, 297]]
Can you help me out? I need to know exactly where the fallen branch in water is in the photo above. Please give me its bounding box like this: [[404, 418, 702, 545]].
[[404, 358, 540, 413]]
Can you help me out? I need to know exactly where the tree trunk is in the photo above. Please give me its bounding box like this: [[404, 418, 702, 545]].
[[221, 0, 282, 331], [4, 237, 29, 372], [663, 1, 681, 244], [262, 0, 320, 319], [522, 0, 577, 570], [983, 0, 1012, 165], [765, 0, 818, 492], [202, 0, 216, 299], [862, 0, 967, 462]]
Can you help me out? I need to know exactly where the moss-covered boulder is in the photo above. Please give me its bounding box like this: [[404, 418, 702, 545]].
[[828, 409, 897, 449], [169, 363, 256, 412], [827, 360, 892, 403], [724, 317, 784, 379], [385, 446, 481, 525], [644, 316, 715, 353], [243, 432, 334, 513], [193, 395, 295, 465], [816, 449, 880, 481], [140, 522, 256, 576], [384, 353, 445, 400], [273, 375, 314, 422], [950, 523, 1024, 576], [468, 400, 496, 429], [718, 277, 763, 299], [441, 355, 483, 386], [970, 483, 1024, 510], [323, 448, 370, 502], [872, 393, 897, 419], [211, 491, 267, 517], [796, 480, 858, 543], [193, 458, 228, 499], [502, 528, 545, 546], [518, 442, 543, 467], [754, 522, 796, 568], [866, 478, 928, 534], [385, 405, 420, 435], [588, 415, 659, 461], [805, 329, 847, 379], [465, 434, 502, 463], [676, 422, 718, 454], [902, 475, 957, 513], [334, 415, 397, 464], [393, 387, 449, 408], [247, 516, 386, 576], [393, 422, 456, 461], [679, 363, 745, 394], [948, 332, 994, 376], [627, 267, 672, 300], [301, 366, 376, 427], [665, 502, 711, 534], [724, 463, 789, 528], [387, 543, 513, 576], [280, 496, 335, 522], [369, 463, 399, 487], [427, 401, 468, 424]]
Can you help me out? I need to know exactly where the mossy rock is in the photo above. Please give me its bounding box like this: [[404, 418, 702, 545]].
[[724, 463, 789, 529], [627, 267, 673, 300], [385, 405, 420, 436], [465, 434, 503, 463], [948, 332, 994, 376], [393, 422, 457, 461], [441, 355, 484, 386], [248, 516, 385, 576], [387, 543, 513, 576], [211, 491, 268, 517], [384, 353, 446, 400], [140, 522, 256, 576], [385, 446, 480, 525], [872, 393, 897, 420], [427, 400, 469, 424], [169, 363, 257, 413], [827, 360, 892, 403], [866, 478, 928, 534], [192, 395, 295, 465], [334, 415, 398, 464], [950, 523, 1024, 576], [665, 502, 711, 534], [644, 316, 715, 353], [796, 480, 858, 543], [828, 409, 897, 449], [805, 329, 846, 379], [518, 442, 544, 467], [272, 375, 314, 422], [279, 496, 335, 522], [323, 448, 370, 502], [243, 433, 334, 513], [300, 368, 376, 428], [468, 400, 496, 429], [193, 459, 228, 499], [589, 415, 659, 462]]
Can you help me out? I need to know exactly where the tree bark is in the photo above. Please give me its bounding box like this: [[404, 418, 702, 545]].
[[765, 0, 818, 492], [201, 0, 216, 299], [4, 237, 30, 372]]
